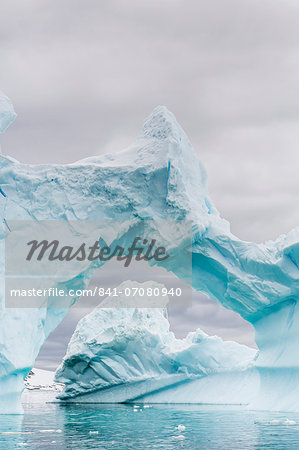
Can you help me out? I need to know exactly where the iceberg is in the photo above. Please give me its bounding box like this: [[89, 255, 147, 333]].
[[55, 281, 257, 404], [0, 92, 16, 134], [1, 90, 299, 411]]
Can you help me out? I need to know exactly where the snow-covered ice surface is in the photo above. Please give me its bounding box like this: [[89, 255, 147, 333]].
[[55, 281, 256, 404], [24, 368, 63, 392], [2, 90, 299, 411], [22, 369, 63, 405]]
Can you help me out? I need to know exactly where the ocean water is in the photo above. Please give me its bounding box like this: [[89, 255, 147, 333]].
[[1, 397, 299, 449]]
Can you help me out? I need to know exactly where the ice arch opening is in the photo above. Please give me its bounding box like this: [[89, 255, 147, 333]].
[[1, 91, 299, 412], [35, 258, 193, 371]]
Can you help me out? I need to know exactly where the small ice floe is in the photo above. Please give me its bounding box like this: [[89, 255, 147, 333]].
[[56, 429, 62, 433], [144, 405, 150, 408], [173, 434, 185, 440], [269, 418, 296, 426], [40, 429, 56, 433], [284, 419, 296, 425], [133, 405, 140, 408], [176, 424, 186, 432], [17, 444, 28, 447], [269, 419, 281, 425], [89, 431, 99, 435], [0, 431, 33, 435]]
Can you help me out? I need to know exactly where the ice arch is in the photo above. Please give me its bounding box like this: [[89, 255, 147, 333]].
[[1, 91, 299, 412]]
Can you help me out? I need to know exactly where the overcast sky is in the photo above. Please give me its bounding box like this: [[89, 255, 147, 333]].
[[1, 0, 299, 369]]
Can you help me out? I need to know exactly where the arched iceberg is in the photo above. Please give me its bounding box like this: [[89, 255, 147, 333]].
[[1, 91, 299, 412]]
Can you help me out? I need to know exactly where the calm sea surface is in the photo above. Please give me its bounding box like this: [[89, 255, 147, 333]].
[[1, 395, 299, 449]]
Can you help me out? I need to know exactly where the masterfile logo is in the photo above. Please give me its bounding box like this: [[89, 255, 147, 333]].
[[26, 237, 170, 267]]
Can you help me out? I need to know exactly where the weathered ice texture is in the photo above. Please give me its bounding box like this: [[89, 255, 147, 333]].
[[56, 281, 256, 403], [1, 90, 299, 412]]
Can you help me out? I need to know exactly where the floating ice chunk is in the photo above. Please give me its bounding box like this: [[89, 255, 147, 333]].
[[173, 435, 185, 440], [284, 419, 296, 425], [269, 419, 281, 425], [177, 425, 186, 431], [89, 431, 99, 435]]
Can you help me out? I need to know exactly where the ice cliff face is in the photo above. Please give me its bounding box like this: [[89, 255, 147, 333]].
[[1, 90, 299, 412], [56, 281, 255, 403]]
